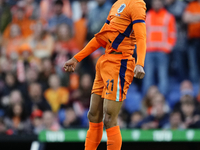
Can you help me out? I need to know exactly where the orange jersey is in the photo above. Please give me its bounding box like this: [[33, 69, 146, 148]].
[[95, 0, 146, 55], [74, 0, 147, 67]]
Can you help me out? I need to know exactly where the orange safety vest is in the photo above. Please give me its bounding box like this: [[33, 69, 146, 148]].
[[146, 8, 176, 53]]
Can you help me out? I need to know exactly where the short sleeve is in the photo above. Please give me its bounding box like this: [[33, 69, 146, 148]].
[[129, 1, 146, 24]]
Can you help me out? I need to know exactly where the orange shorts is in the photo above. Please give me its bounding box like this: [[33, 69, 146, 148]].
[[92, 53, 135, 101]]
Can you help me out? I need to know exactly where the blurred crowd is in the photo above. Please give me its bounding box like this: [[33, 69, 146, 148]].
[[0, 0, 200, 135]]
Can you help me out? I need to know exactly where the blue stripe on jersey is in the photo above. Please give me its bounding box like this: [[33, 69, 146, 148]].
[[119, 59, 128, 100], [111, 19, 145, 50], [132, 20, 145, 25], [112, 33, 125, 49], [112, 22, 132, 49], [106, 20, 110, 24]]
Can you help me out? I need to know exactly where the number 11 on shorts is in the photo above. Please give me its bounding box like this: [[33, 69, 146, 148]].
[[106, 79, 114, 92]]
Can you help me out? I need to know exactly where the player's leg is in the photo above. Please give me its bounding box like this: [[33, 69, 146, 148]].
[[85, 93, 104, 150], [100, 56, 135, 150], [103, 99, 123, 150], [85, 55, 105, 150]]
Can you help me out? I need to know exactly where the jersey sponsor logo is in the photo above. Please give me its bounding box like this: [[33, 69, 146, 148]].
[[117, 3, 126, 13]]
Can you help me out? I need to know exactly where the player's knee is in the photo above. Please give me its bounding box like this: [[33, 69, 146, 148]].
[[103, 112, 117, 129], [87, 110, 101, 123]]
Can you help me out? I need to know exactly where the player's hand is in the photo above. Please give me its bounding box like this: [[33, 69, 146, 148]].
[[63, 57, 78, 72], [134, 65, 145, 79]]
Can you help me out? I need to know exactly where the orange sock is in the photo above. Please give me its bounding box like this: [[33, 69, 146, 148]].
[[85, 122, 103, 150], [106, 126, 122, 150]]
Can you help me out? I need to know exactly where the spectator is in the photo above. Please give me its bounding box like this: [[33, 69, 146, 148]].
[[181, 100, 200, 128], [48, 0, 73, 34], [1, 72, 18, 97], [44, 74, 69, 113], [2, 24, 24, 57], [9, 90, 23, 106], [27, 82, 51, 116], [129, 111, 143, 128], [183, 0, 200, 83], [137, 93, 170, 129], [163, 111, 184, 130], [173, 80, 198, 111], [4, 103, 32, 134], [42, 110, 60, 131], [40, 0, 72, 21], [0, 0, 12, 33], [31, 109, 43, 134], [118, 115, 127, 129], [54, 23, 79, 78], [143, 0, 176, 96], [165, 0, 187, 81], [74, 0, 88, 50], [3, 6, 35, 38], [38, 58, 55, 90], [62, 107, 80, 128], [23, 0, 40, 20], [0, 118, 6, 134], [70, 74, 92, 109], [87, 0, 112, 40], [141, 86, 160, 116], [27, 21, 54, 59]]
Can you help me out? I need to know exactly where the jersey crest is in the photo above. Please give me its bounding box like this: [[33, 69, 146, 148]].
[[117, 4, 126, 13]]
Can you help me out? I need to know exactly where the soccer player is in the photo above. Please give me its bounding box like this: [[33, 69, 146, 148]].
[[64, 0, 146, 149]]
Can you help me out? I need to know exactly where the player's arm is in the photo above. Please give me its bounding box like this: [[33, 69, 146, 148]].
[[130, 1, 147, 79], [133, 22, 146, 79], [63, 37, 101, 72], [64, 8, 112, 72]]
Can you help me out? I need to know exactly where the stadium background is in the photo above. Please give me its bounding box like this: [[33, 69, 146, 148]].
[[0, 0, 200, 149]]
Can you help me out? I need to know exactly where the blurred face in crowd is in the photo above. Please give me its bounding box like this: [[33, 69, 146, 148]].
[[49, 74, 60, 90], [42, 58, 53, 73], [80, 74, 92, 90], [152, 93, 165, 118], [147, 86, 159, 100], [54, 3, 63, 15], [181, 102, 194, 117], [152, 0, 163, 11], [180, 80, 194, 97], [96, 0, 106, 6], [144, 86, 159, 107], [57, 24, 71, 40], [16, 8, 25, 20], [26, 69, 38, 83], [165, 0, 175, 5], [5, 73, 16, 87], [33, 22, 44, 38], [13, 103, 22, 117], [32, 117, 43, 128], [42, 111, 54, 129], [63, 108, 77, 127], [131, 112, 143, 124], [29, 83, 42, 101], [0, 57, 11, 73], [10, 90, 23, 105], [170, 112, 181, 128], [10, 24, 21, 38]]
